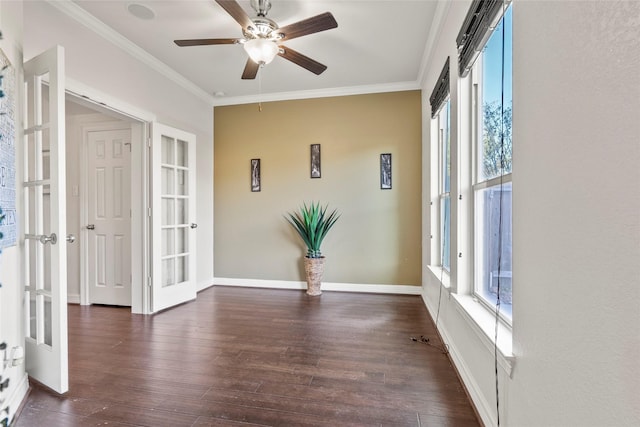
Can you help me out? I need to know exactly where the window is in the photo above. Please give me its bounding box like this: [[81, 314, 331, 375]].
[[472, 6, 512, 320], [438, 100, 451, 271]]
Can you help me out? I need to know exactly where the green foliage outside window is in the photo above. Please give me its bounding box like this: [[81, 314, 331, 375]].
[[482, 101, 512, 180]]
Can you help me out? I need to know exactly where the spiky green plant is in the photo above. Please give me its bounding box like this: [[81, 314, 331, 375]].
[[286, 202, 340, 258]]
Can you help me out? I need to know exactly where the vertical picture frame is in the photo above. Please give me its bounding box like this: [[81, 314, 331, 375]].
[[380, 153, 392, 189], [310, 144, 321, 178], [250, 158, 261, 192]]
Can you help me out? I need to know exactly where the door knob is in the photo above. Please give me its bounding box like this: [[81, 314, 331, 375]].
[[190, 223, 198, 229], [66, 234, 76, 243], [39, 233, 57, 245], [87, 224, 95, 230]]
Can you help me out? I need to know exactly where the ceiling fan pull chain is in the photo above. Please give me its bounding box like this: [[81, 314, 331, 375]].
[[258, 67, 263, 112]]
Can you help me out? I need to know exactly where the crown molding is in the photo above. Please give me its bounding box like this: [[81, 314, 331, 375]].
[[46, 0, 216, 106], [418, 0, 452, 88], [212, 80, 421, 107]]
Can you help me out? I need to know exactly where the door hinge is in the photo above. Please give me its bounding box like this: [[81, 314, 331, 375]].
[[147, 138, 152, 148], [148, 208, 152, 217], [147, 276, 152, 287]]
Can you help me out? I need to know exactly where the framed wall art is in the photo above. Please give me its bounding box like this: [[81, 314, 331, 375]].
[[380, 153, 392, 189], [250, 158, 261, 192], [310, 144, 321, 178]]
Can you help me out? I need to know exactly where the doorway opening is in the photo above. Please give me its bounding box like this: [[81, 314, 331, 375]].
[[64, 92, 149, 314]]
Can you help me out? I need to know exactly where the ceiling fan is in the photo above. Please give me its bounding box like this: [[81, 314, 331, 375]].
[[174, 0, 338, 80]]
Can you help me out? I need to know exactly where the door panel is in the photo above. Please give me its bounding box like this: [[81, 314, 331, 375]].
[[151, 123, 196, 312], [87, 128, 132, 306], [22, 46, 68, 394]]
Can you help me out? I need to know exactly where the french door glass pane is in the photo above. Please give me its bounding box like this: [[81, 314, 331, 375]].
[[176, 228, 187, 254], [29, 292, 36, 340], [27, 239, 37, 287], [176, 256, 187, 283], [40, 76, 50, 120], [43, 238, 52, 292], [25, 133, 50, 182], [161, 136, 175, 164], [162, 198, 174, 225], [44, 296, 53, 346], [161, 167, 175, 195], [176, 199, 187, 225], [177, 170, 188, 195], [176, 139, 187, 167], [162, 258, 175, 287], [162, 229, 174, 256], [42, 128, 50, 179]]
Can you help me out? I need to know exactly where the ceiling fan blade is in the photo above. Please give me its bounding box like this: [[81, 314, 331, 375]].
[[277, 12, 338, 41], [278, 46, 327, 75], [174, 38, 240, 47], [242, 59, 260, 80], [215, 0, 253, 30]]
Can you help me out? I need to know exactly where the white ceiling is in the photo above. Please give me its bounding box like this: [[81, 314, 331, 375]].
[[63, 1, 442, 105]]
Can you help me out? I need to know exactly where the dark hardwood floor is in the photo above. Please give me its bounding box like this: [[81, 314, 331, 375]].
[[15, 286, 480, 426]]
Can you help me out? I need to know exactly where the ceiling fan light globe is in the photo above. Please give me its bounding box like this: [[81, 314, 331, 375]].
[[243, 38, 279, 65]]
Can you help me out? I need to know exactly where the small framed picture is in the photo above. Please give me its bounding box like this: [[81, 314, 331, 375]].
[[310, 144, 321, 178], [250, 159, 261, 192], [380, 153, 392, 190]]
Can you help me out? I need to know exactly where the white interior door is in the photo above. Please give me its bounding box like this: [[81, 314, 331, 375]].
[[22, 46, 68, 393], [87, 128, 132, 306], [151, 123, 197, 312]]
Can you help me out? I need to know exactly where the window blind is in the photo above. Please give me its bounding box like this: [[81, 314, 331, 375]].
[[429, 57, 450, 119], [457, 0, 511, 77]]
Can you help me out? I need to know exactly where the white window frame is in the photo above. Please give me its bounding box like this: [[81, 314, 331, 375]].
[[470, 8, 513, 325], [437, 99, 451, 273]]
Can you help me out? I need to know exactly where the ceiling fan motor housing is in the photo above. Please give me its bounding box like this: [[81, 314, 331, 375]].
[[243, 16, 280, 40]]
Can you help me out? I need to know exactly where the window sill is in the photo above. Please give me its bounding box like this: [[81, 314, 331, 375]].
[[427, 265, 450, 289], [451, 293, 515, 376], [425, 266, 514, 375]]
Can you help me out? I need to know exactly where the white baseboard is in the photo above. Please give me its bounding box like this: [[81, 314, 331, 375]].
[[5, 373, 29, 425], [213, 277, 422, 295], [421, 290, 496, 427], [67, 294, 80, 304], [197, 280, 215, 292]]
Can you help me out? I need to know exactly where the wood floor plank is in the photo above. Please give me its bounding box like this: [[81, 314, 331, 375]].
[[15, 286, 480, 426]]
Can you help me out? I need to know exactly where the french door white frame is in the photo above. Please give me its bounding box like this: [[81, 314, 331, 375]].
[[23, 45, 68, 394], [65, 81, 155, 314], [65, 80, 197, 315]]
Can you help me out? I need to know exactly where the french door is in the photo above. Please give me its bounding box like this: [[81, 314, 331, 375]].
[[150, 123, 197, 312], [22, 46, 68, 393]]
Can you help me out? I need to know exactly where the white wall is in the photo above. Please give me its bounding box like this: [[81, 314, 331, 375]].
[[0, 2, 29, 423], [23, 1, 215, 294], [422, 1, 640, 426]]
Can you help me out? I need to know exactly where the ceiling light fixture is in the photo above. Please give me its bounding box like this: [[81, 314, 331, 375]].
[[243, 38, 279, 65]]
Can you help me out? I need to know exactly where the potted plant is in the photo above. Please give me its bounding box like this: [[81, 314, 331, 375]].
[[286, 202, 339, 296]]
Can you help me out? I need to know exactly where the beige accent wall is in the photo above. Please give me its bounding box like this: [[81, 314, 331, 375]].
[[214, 91, 422, 286]]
